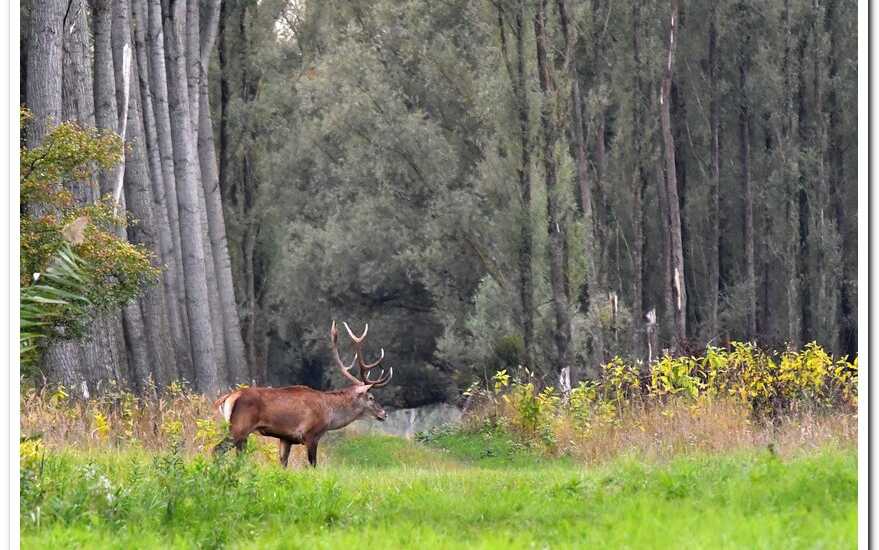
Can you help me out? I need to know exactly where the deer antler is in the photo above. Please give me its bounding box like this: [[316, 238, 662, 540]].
[[341, 321, 393, 387], [331, 321, 362, 385]]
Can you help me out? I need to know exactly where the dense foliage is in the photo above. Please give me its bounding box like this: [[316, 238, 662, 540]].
[[20, 109, 159, 374], [217, 0, 857, 406], [462, 342, 856, 456]]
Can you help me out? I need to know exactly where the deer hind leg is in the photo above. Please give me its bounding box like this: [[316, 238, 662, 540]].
[[278, 439, 293, 468]]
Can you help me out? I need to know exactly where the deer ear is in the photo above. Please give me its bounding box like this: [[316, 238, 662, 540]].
[[353, 384, 372, 394]]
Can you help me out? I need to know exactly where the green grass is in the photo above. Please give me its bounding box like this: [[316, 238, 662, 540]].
[[21, 431, 856, 549]]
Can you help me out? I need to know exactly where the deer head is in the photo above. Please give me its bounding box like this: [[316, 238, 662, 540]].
[[330, 320, 393, 421]]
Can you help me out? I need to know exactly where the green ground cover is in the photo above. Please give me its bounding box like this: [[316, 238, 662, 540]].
[[21, 431, 856, 549]]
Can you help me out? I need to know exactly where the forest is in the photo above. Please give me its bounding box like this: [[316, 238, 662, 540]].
[[20, 0, 857, 409], [18, 1, 860, 547]]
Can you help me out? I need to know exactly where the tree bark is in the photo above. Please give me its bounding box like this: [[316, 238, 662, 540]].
[[51, 0, 133, 396], [113, 0, 178, 390], [163, 0, 220, 394], [132, 0, 190, 376], [707, 3, 721, 342], [659, 0, 686, 351], [796, 23, 812, 346], [181, 0, 228, 385], [146, 0, 194, 382], [217, 0, 231, 201], [198, 0, 249, 385], [631, 0, 647, 363], [781, 0, 801, 349], [739, 54, 756, 339], [824, 0, 855, 358], [534, 0, 572, 377], [25, 0, 65, 148]]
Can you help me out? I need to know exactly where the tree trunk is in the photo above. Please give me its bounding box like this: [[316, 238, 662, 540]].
[[102, 0, 156, 392], [163, 0, 219, 395], [177, 0, 227, 385], [782, 0, 801, 349], [557, 0, 603, 368], [25, 0, 65, 148], [534, 0, 572, 377], [186, 0, 200, 130], [113, 0, 178, 390], [739, 56, 756, 339], [199, 0, 249, 385], [217, 0, 231, 201], [132, 0, 190, 377], [707, 3, 721, 342], [51, 0, 133, 396], [796, 25, 812, 346], [631, 0, 647, 364], [659, 0, 686, 351], [498, 2, 534, 370], [825, 0, 856, 358], [147, 0, 192, 378]]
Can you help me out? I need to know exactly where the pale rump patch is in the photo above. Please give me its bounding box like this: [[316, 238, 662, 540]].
[[219, 391, 242, 421]]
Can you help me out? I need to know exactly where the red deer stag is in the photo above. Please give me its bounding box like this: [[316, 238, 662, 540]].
[[213, 321, 393, 467]]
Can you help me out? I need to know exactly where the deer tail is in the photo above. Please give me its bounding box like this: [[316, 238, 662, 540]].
[[214, 390, 243, 422]]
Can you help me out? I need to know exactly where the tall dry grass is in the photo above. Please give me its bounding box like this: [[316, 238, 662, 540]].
[[555, 400, 857, 464], [21, 382, 856, 467]]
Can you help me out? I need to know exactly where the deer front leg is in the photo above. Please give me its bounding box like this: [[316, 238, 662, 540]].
[[278, 439, 293, 468], [213, 436, 235, 456], [306, 439, 318, 467]]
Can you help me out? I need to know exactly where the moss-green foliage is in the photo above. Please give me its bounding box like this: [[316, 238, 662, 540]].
[[20, 438, 855, 549], [19, 108, 159, 374]]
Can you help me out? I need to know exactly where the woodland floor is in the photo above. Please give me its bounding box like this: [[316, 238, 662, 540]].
[[21, 431, 856, 549]]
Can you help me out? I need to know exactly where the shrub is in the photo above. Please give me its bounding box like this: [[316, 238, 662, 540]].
[[461, 342, 856, 458], [20, 108, 159, 376]]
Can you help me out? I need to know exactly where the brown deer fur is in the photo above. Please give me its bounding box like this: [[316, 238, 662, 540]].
[[213, 322, 392, 467]]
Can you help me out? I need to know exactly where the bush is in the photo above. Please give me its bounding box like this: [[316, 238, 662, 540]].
[[20, 108, 159, 376], [461, 342, 856, 458]]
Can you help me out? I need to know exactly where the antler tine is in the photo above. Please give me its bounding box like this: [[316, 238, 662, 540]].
[[342, 322, 367, 343], [331, 321, 362, 385], [360, 348, 385, 370], [364, 367, 393, 388]]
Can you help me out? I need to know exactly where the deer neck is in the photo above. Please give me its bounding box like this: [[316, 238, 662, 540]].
[[326, 390, 366, 430]]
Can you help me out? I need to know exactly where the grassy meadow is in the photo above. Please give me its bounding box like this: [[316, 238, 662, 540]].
[[21, 344, 858, 548], [21, 427, 856, 549]]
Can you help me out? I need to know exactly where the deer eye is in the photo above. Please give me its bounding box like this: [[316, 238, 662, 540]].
[[368, 395, 374, 401]]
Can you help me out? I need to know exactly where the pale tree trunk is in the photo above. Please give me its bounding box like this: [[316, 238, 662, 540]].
[[25, 0, 64, 147], [55, 0, 133, 397], [98, 0, 154, 392], [163, 0, 219, 394], [132, 0, 190, 376], [534, 0, 572, 378], [198, 0, 249, 384], [186, 0, 200, 130], [36, 0, 88, 394], [498, 2, 535, 371], [113, 0, 178, 390], [147, 0, 192, 372], [175, 0, 227, 384], [659, 0, 686, 352]]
